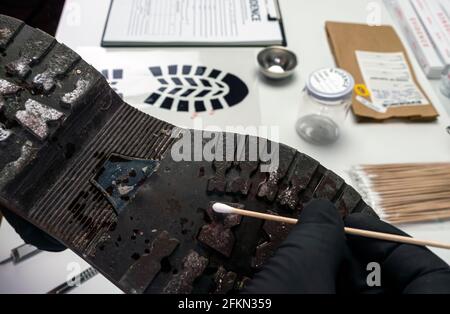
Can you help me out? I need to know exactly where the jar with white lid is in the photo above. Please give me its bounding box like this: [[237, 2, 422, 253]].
[[296, 68, 354, 145]]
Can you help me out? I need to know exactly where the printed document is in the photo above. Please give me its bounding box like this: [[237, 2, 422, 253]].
[[102, 0, 284, 46]]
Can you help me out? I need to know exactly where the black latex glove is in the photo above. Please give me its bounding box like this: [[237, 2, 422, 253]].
[[0, 207, 66, 252], [244, 199, 347, 293], [344, 213, 450, 294], [244, 199, 450, 294]]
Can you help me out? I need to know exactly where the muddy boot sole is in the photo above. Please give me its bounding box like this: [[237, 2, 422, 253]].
[[0, 14, 377, 294]]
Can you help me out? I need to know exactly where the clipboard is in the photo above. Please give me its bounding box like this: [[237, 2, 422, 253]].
[[326, 21, 439, 121], [101, 0, 287, 48]]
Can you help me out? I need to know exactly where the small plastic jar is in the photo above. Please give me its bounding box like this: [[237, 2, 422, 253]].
[[295, 68, 354, 145]]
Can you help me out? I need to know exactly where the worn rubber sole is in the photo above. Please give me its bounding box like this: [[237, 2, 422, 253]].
[[0, 14, 377, 294]]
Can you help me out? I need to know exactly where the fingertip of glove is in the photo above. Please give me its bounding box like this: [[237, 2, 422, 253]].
[[300, 199, 343, 226], [344, 212, 374, 227], [344, 213, 388, 236]]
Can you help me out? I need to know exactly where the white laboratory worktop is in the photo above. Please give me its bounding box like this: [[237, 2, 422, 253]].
[[1, 0, 450, 293]]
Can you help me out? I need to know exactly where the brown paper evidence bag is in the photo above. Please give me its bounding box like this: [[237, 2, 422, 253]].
[[325, 21, 439, 121]]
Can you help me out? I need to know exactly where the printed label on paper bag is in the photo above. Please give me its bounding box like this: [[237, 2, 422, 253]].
[[355, 51, 428, 109]]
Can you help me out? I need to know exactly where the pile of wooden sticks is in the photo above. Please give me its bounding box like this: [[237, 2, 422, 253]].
[[349, 163, 450, 224]]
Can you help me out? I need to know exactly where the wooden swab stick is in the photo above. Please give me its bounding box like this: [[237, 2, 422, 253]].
[[212, 203, 450, 250], [350, 163, 450, 225]]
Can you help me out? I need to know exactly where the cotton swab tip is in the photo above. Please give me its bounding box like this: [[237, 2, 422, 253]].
[[212, 203, 235, 214]]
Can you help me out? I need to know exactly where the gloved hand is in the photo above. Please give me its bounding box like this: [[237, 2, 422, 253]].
[[243, 199, 450, 294], [0, 207, 66, 252], [244, 199, 347, 293], [343, 213, 450, 294]]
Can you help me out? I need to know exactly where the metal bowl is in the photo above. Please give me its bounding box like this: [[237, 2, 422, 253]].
[[257, 46, 298, 80]]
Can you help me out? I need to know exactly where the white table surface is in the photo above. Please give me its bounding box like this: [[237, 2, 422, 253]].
[[1, 0, 450, 293]]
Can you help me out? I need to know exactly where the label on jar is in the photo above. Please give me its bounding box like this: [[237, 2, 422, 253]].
[[308, 68, 354, 96]]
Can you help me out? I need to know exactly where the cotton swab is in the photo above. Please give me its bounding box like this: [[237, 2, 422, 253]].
[[212, 203, 450, 250], [349, 163, 450, 224]]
